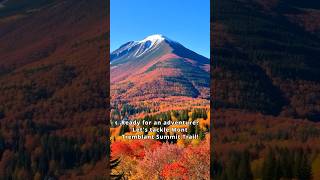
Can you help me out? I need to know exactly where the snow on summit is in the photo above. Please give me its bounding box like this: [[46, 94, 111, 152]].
[[132, 34, 165, 57], [110, 34, 184, 63], [111, 34, 169, 60], [139, 34, 165, 43]]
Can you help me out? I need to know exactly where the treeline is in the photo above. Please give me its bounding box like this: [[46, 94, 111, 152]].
[[143, 108, 207, 122], [111, 103, 151, 119]]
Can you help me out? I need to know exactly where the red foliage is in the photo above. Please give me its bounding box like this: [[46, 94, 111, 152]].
[[149, 141, 162, 151], [112, 140, 162, 159], [160, 162, 189, 180], [128, 140, 145, 159], [128, 140, 144, 150], [111, 141, 133, 158]]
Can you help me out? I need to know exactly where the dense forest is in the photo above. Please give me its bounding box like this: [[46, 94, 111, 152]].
[[0, 0, 108, 179], [110, 108, 210, 179], [212, 0, 320, 179], [212, 110, 320, 180], [213, 0, 320, 119]]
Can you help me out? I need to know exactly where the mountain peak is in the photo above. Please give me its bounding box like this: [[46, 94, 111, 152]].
[[111, 34, 209, 65], [139, 34, 166, 43], [111, 34, 171, 61]]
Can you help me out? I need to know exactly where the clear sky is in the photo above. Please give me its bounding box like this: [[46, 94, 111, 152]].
[[110, 0, 210, 58]]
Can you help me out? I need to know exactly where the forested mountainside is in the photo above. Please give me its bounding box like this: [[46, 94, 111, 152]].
[[0, 0, 108, 179], [212, 0, 320, 179], [111, 35, 210, 103], [213, 0, 320, 120]]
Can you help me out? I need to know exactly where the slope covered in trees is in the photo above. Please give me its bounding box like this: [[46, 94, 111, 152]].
[[0, 0, 108, 178], [212, 110, 320, 180], [213, 0, 320, 120], [213, 0, 320, 179]]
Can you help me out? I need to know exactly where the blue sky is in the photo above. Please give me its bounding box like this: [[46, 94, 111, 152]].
[[110, 0, 210, 58]]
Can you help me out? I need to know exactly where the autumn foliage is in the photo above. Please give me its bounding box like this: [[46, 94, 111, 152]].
[[111, 136, 210, 180], [161, 162, 189, 180]]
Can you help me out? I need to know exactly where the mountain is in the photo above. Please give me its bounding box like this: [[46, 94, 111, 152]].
[[111, 34, 210, 102]]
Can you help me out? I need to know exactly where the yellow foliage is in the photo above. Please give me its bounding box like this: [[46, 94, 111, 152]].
[[148, 131, 156, 137], [116, 156, 139, 179], [251, 158, 264, 179], [199, 118, 210, 132], [312, 154, 320, 180], [171, 115, 178, 121], [191, 139, 200, 145], [110, 127, 121, 137], [177, 139, 186, 147]]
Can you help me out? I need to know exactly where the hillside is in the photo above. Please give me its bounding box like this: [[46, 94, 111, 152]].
[[0, 0, 108, 179], [212, 109, 320, 179], [212, 0, 320, 179], [213, 0, 320, 120]]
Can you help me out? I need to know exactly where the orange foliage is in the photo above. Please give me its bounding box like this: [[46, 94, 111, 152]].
[[160, 162, 189, 180], [111, 141, 133, 158]]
